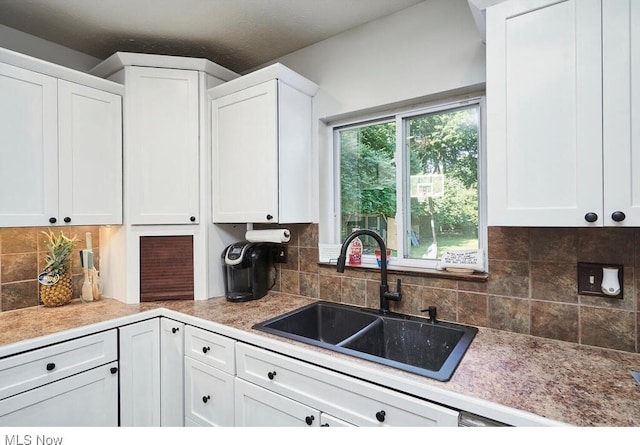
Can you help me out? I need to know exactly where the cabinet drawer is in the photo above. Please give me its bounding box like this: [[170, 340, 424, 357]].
[[184, 325, 235, 374], [236, 343, 458, 426], [234, 378, 320, 427], [184, 356, 234, 426], [0, 330, 117, 400], [0, 362, 118, 426]]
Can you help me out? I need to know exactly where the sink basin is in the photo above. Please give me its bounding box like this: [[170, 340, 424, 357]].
[[253, 301, 477, 381], [254, 301, 379, 345]]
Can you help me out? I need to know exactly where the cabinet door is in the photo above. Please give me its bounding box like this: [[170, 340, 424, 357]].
[[184, 357, 234, 426], [236, 343, 459, 426], [0, 363, 118, 426], [160, 318, 184, 426], [234, 378, 319, 427], [119, 318, 161, 426], [0, 62, 58, 227], [602, 0, 640, 226], [58, 80, 123, 225], [212, 80, 279, 223], [486, 0, 603, 226], [320, 412, 354, 427], [127, 66, 200, 224]]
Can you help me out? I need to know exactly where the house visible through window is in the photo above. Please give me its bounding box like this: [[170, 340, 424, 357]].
[[334, 98, 485, 270]]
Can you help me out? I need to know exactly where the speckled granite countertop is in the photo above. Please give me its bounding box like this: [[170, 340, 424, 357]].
[[1, 294, 639, 427]]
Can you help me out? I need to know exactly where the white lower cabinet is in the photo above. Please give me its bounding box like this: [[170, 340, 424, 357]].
[[234, 378, 321, 426], [161, 318, 185, 426], [183, 325, 235, 426], [0, 330, 118, 426], [0, 363, 118, 426], [235, 342, 459, 427], [184, 357, 234, 426], [320, 412, 354, 427], [119, 318, 161, 426]]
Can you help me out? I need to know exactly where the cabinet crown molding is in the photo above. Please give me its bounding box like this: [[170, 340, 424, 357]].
[[209, 62, 319, 99], [89, 51, 239, 81]]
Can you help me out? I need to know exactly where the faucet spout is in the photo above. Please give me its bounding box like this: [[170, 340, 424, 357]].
[[336, 229, 401, 314]]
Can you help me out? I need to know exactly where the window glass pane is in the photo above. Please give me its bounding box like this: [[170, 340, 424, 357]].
[[404, 105, 480, 260], [339, 121, 396, 255]]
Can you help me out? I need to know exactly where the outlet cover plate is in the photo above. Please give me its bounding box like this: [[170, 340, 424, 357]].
[[271, 245, 288, 264], [577, 262, 623, 299]]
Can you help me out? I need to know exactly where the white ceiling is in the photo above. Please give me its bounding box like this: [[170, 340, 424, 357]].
[[0, 0, 426, 73]]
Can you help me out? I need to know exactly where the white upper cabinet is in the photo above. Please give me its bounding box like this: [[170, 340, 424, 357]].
[[0, 63, 58, 227], [602, 0, 640, 226], [58, 80, 123, 225], [0, 59, 122, 227], [210, 63, 318, 223], [486, 0, 638, 226], [126, 66, 200, 225]]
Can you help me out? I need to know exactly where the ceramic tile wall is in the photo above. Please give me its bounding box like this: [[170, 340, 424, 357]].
[[0, 226, 100, 311], [272, 224, 640, 354]]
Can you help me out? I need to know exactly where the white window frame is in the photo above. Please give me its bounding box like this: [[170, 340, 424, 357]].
[[331, 96, 487, 272]]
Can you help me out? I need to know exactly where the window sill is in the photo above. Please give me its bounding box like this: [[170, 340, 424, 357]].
[[317, 261, 488, 282]]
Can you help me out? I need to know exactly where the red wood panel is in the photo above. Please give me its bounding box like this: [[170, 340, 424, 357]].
[[139, 235, 194, 301]]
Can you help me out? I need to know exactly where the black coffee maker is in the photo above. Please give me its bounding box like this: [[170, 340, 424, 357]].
[[222, 241, 272, 302]]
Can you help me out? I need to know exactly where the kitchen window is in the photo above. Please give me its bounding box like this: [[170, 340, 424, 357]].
[[333, 97, 486, 271]]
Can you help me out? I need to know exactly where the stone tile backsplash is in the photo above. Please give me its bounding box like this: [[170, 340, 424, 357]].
[[2, 223, 637, 355], [269, 224, 639, 354], [0, 226, 100, 311]]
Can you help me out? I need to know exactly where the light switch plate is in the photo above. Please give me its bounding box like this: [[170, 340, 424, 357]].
[[577, 262, 623, 299]]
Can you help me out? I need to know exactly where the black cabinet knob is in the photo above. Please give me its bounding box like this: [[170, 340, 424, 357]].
[[266, 214, 274, 221], [611, 211, 626, 222], [202, 346, 210, 354], [172, 327, 179, 334], [321, 423, 330, 427], [267, 371, 277, 380], [110, 367, 118, 374], [63, 216, 71, 223], [584, 212, 598, 223], [376, 410, 386, 422], [202, 395, 210, 404], [46, 363, 55, 371], [190, 216, 196, 222], [48, 217, 57, 224], [305, 415, 315, 426]]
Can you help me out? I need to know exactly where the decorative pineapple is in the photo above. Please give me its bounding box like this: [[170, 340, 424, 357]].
[[39, 230, 77, 307]]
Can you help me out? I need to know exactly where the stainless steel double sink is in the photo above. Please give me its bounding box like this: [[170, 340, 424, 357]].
[[253, 301, 477, 381]]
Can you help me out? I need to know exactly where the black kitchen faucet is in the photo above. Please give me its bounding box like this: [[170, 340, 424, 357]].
[[336, 229, 401, 314]]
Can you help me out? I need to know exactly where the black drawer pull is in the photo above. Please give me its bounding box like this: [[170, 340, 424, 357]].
[[172, 327, 179, 334], [202, 346, 210, 354], [110, 367, 118, 374], [267, 371, 277, 380], [305, 415, 315, 425], [376, 410, 386, 422], [46, 363, 55, 371], [202, 395, 210, 404]]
